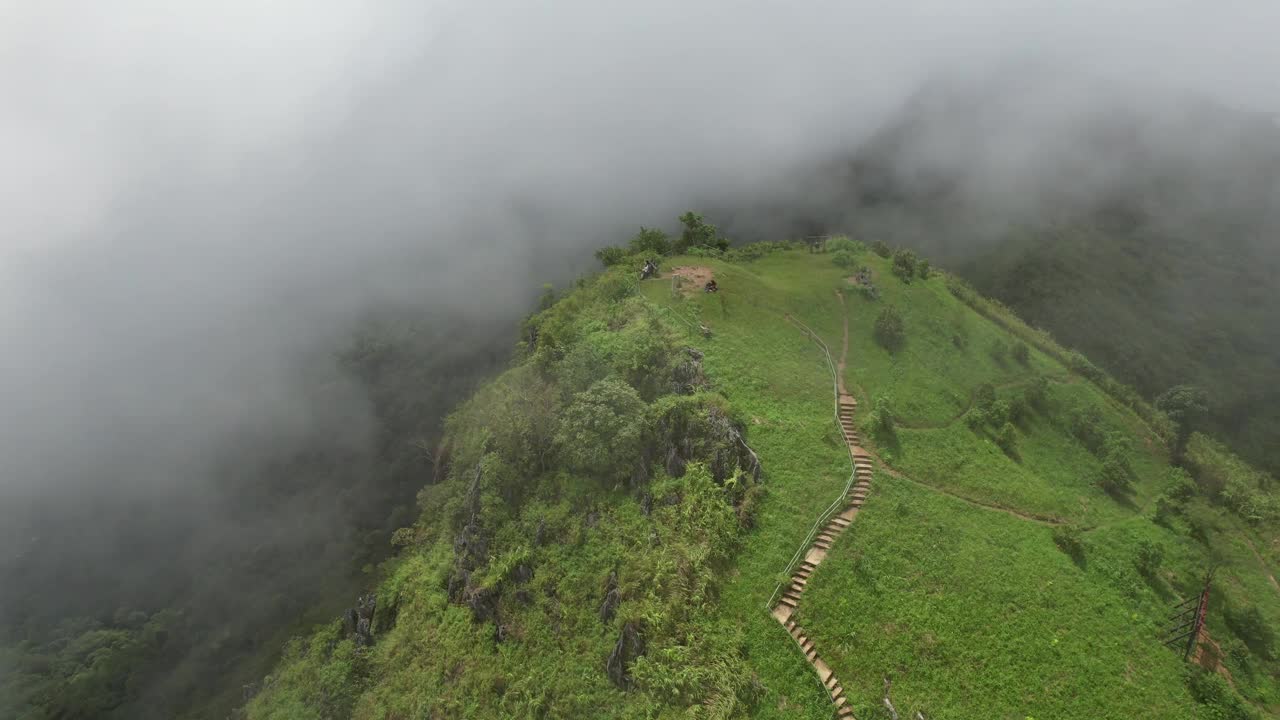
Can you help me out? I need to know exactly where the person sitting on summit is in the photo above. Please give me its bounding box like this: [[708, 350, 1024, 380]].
[[704, 279, 718, 293]]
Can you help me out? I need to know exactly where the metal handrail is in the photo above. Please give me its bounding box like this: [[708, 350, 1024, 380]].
[[764, 314, 858, 611]]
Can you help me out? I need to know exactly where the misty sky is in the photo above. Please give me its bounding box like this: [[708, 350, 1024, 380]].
[[2, 0, 1279, 503]]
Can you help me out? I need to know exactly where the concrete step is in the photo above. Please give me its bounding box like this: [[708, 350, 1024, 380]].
[[777, 596, 797, 608], [837, 707, 855, 718]]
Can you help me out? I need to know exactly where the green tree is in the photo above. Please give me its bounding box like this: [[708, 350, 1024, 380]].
[[871, 240, 891, 258], [555, 378, 647, 483], [595, 246, 628, 267], [628, 226, 671, 256], [1134, 540, 1164, 577], [874, 305, 906, 351], [1156, 384, 1209, 459], [868, 395, 895, 437], [1025, 375, 1050, 409], [1012, 342, 1030, 365], [995, 422, 1018, 458], [974, 383, 997, 412], [891, 249, 918, 283], [675, 211, 727, 252]]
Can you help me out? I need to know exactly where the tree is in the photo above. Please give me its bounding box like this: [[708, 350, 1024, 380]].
[[595, 246, 628, 267], [1025, 375, 1050, 409], [675, 211, 727, 252], [1156, 384, 1209, 459], [874, 305, 906, 351], [891, 249, 918, 283], [555, 378, 647, 483], [995, 421, 1018, 458], [974, 383, 996, 412], [917, 258, 931, 279], [871, 240, 891, 258], [628, 226, 671, 256], [1134, 540, 1164, 577], [868, 395, 895, 437], [1012, 342, 1030, 365]]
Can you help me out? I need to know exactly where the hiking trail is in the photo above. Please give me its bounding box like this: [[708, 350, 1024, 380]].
[[771, 292, 867, 719]]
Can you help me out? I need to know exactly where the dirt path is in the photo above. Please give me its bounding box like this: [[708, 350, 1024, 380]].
[[857, 444, 1067, 527], [894, 374, 1077, 431]]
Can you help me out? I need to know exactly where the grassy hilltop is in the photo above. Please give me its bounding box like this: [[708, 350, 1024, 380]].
[[245, 237, 1278, 719]]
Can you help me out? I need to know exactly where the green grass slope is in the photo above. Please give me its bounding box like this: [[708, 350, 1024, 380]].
[[245, 240, 1278, 719]]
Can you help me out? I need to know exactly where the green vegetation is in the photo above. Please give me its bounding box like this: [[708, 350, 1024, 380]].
[[241, 236, 1277, 719]]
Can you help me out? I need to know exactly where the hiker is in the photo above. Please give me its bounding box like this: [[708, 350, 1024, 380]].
[[639, 259, 659, 280], [704, 279, 718, 293]]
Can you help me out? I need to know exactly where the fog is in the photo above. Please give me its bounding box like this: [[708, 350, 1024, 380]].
[[3, 0, 1279, 713]]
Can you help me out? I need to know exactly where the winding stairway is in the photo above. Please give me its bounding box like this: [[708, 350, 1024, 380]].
[[770, 391, 874, 719]]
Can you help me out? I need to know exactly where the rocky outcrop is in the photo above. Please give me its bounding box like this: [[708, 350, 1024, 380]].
[[341, 592, 378, 647], [606, 621, 645, 689], [599, 571, 620, 624]]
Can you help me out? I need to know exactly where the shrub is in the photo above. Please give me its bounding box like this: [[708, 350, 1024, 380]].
[[1224, 603, 1276, 661], [989, 338, 1009, 365], [871, 240, 891, 258], [826, 235, 864, 254], [1068, 405, 1106, 454], [891, 249, 918, 283], [1134, 540, 1164, 577], [917, 258, 931, 279], [965, 407, 989, 430], [1007, 395, 1030, 425], [987, 399, 1011, 427], [1097, 454, 1133, 494], [1012, 342, 1030, 365], [832, 250, 857, 269], [868, 395, 895, 437], [874, 306, 906, 351], [1167, 466, 1197, 501], [995, 422, 1018, 458], [1052, 524, 1085, 563], [628, 226, 671, 256], [595, 246, 628, 267], [1025, 376, 1049, 409], [974, 383, 996, 412]]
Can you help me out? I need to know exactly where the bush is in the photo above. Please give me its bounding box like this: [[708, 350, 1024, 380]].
[[873, 306, 906, 351], [868, 395, 895, 437], [628, 227, 671, 256], [1012, 342, 1030, 365], [832, 250, 857, 269], [1052, 524, 1085, 563], [995, 422, 1018, 458], [988, 399, 1011, 427], [826, 236, 864, 254], [974, 383, 996, 412], [965, 407, 989, 430], [1068, 405, 1106, 454], [871, 240, 891, 258], [989, 339, 1009, 365], [1224, 603, 1276, 661], [1025, 376, 1049, 409], [917, 258, 931, 279], [1134, 540, 1164, 577], [1007, 395, 1029, 425], [891, 249, 918, 283], [595, 246, 628, 267]]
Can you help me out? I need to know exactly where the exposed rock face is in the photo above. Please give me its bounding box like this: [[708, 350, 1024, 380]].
[[341, 592, 378, 646], [672, 347, 708, 395], [599, 571, 620, 624], [605, 621, 645, 689]]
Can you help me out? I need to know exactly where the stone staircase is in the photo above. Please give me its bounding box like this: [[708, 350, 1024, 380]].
[[770, 392, 873, 719]]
